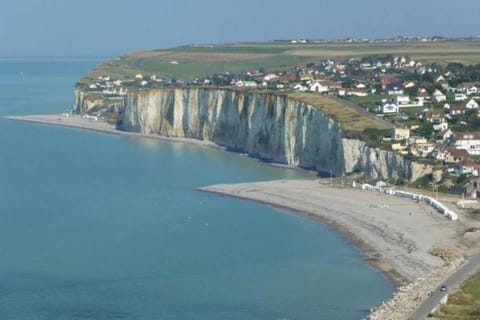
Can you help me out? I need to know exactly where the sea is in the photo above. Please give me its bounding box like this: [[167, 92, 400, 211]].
[[0, 59, 392, 320]]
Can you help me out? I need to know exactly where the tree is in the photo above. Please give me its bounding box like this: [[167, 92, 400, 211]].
[[415, 122, 434, 138]]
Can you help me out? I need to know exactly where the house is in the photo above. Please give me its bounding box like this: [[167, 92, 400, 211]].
[[466, 86, 478, 96], [380, 74, 396, 89], [454, 93, 468, 102], [385, 82, 404, 95], [403, 81, 416, 88], [236, 80, 258, 87], [263, 74, 279, 82], [322, 80, 342, 91], [450, 105, 466, 116], [432, 120, 448, 132], [465, 98, 479, 109], [346, 88, 368, 97], [410, 141, 435, 157], [433, 89, 447, 103], [380, 102, 399, 114], [395, 95, 411, 105], [453, 160, 480, 177], [356, 83, 367, 89], [279, 74, 297, 83], [432, 144, 449, 161], [309, 81, 329, 93], [292, 83, 308, 92], [391, 127, 410, 141], [417, 88, 430, 100], [445, 148, 470, 164], [454, 132, 480, 155], [424, 110, 445, 124], [440, 128, 454, 142]]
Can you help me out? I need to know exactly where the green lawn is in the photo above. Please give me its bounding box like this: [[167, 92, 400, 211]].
[[434, 271, 480, 319], [347, 94, 390, 111]]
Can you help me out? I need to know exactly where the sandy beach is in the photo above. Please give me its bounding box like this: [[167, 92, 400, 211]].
[[4, 114, 223, 149], [199, 180, 467, 284]]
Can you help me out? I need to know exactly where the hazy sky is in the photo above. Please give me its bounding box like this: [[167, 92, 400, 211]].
[[1, 0, 479, 56]]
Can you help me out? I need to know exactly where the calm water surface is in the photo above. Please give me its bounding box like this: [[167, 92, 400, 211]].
[[0, 59, 392, 319]]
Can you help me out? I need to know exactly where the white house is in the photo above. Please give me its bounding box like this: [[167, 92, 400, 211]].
[[433, 89, 447, 103], [455, 93, 468, 101], [381, 103, 399, 114], [395, 95, 411, 105], [455, 132, 480, 155], [309, 81, 329, 93], [440, 128, 454, 142], [292, 83, 308, 92], [236, 80, 258, 87], [391, 127, 410, 140], [467, 86, 478, 96], [465, 98, 479, 109], [263, 74, 279, 82], [433, 122, 448, 131], [346, 88, 368, 97]]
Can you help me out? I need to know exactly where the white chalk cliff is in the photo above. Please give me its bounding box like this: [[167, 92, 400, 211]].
[[75, 87, 431, 181]]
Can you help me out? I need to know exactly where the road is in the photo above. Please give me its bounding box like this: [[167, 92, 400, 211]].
[[410, 253, 480, 319]]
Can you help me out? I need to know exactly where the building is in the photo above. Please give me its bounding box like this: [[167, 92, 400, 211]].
[[465, 98, 479, 109], [433, 89, 447, 103], [395, 95, 410, 105], [309, 81, 329, 93], [391, 127, 410, 141], [454, 132, 480, 155], [381, 103, 399, 114]]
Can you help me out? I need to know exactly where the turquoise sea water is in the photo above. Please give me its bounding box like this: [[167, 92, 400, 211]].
[[0, 59, 392, 319]]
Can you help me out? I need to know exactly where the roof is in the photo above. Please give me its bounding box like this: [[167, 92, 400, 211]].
[[448, 148, 470, 159], [455, 131, 480, 140]]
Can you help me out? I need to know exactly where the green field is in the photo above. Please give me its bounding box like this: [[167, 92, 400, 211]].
[[434, 271, 480, 319], [81, 40, 480, 83]]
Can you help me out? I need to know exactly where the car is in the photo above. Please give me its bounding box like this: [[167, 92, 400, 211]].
[[440, 285, 448, 292]]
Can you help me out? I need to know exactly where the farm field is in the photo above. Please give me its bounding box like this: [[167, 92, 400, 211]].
[[81, 40, 480, 82]]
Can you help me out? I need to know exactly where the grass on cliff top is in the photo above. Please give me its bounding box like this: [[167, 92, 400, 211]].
[[80, 41, 480, 83], [287, 93, 390, 134], [434, 271, 480, 319]]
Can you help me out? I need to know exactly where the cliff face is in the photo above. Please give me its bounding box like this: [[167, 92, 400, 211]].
[[74, 87, 431, 181], [74, 88, 125, 113]]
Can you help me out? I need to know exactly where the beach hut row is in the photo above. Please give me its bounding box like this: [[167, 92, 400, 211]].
[[360, 184, 458, 221]]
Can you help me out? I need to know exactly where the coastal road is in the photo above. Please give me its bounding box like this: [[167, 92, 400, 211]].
[[410, 253, 480, 319]]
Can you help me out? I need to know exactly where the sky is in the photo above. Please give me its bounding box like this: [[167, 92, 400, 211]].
[[1, 0, 480, 57]]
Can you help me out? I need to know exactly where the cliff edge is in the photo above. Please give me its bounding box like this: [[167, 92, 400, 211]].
[[74, 87, 432, 181]]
